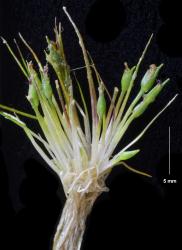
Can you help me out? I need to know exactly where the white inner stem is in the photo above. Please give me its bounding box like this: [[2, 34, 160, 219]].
[[52, 190, 102, 250]]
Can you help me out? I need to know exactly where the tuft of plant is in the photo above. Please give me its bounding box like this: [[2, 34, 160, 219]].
[[0, 7, 177, 250]]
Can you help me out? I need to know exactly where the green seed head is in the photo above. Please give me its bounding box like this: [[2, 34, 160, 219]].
[[133, 78, 169, 119], [46, 39, 65, 67], [42, 65, 53, 100], [121, 62, 136, 94], [97, 84, 106, 120], [144, 78, 170, 104], [141, 63, 164, 93], [45, 37, 71, 95], [27, 61, 41, 85], [115, 149, 140, 162], [132, 100, 148, 119], [144, 84, 162, 104], [132, 85, 160, 119], [26, 62, 39, 107], [27, 78, 39, 108]]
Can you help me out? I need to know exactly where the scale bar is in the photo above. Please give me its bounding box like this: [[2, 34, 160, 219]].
[[169, 126, 171, 176]]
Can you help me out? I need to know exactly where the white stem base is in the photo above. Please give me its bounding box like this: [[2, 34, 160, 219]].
[[52, 191, 100, 250]]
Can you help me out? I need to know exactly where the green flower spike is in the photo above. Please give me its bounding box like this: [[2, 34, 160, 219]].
[[97, 84, 106, 120], [141, 63, 164, 93], [0, 7, 178, 250], [41, 65, 53, 100], [27, 76, 39, 108], [121, 62, 136, 94]]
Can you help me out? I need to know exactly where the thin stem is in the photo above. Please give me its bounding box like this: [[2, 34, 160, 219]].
[[63, 7, 98, 131], [106, 87, 119, 127], [19, 33, 43, 72], [120, 89, 143, 127], [114, 91, 125, 118], [0, 103, 37, 119], [14, 39, 29, 75], [1, 37, 28, 78]]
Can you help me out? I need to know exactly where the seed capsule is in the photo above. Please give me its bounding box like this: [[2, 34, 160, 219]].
[[121, 62, 136, 94], [132, 101, 148, 118], [115, 149, 140, 162], [145, 78, 169, 104], [46, 38, 72, 94], [133, 78, 169, 119], [46, 40, 64, 66], [42, 65, 53, 100], [27, 78, 39, 108], [28, 61, 41, 86], [97, 85, 106, 120], [144, 84, 162, 104], [141, 64, 163, 93]]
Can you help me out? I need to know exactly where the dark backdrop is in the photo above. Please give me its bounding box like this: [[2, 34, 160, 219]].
[[0, 0, 182, 249]]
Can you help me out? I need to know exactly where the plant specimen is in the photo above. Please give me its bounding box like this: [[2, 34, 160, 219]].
[[0, 7, 177, 250]]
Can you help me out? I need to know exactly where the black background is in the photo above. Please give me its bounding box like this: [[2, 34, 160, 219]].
[[0, 0, 182, 249]]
